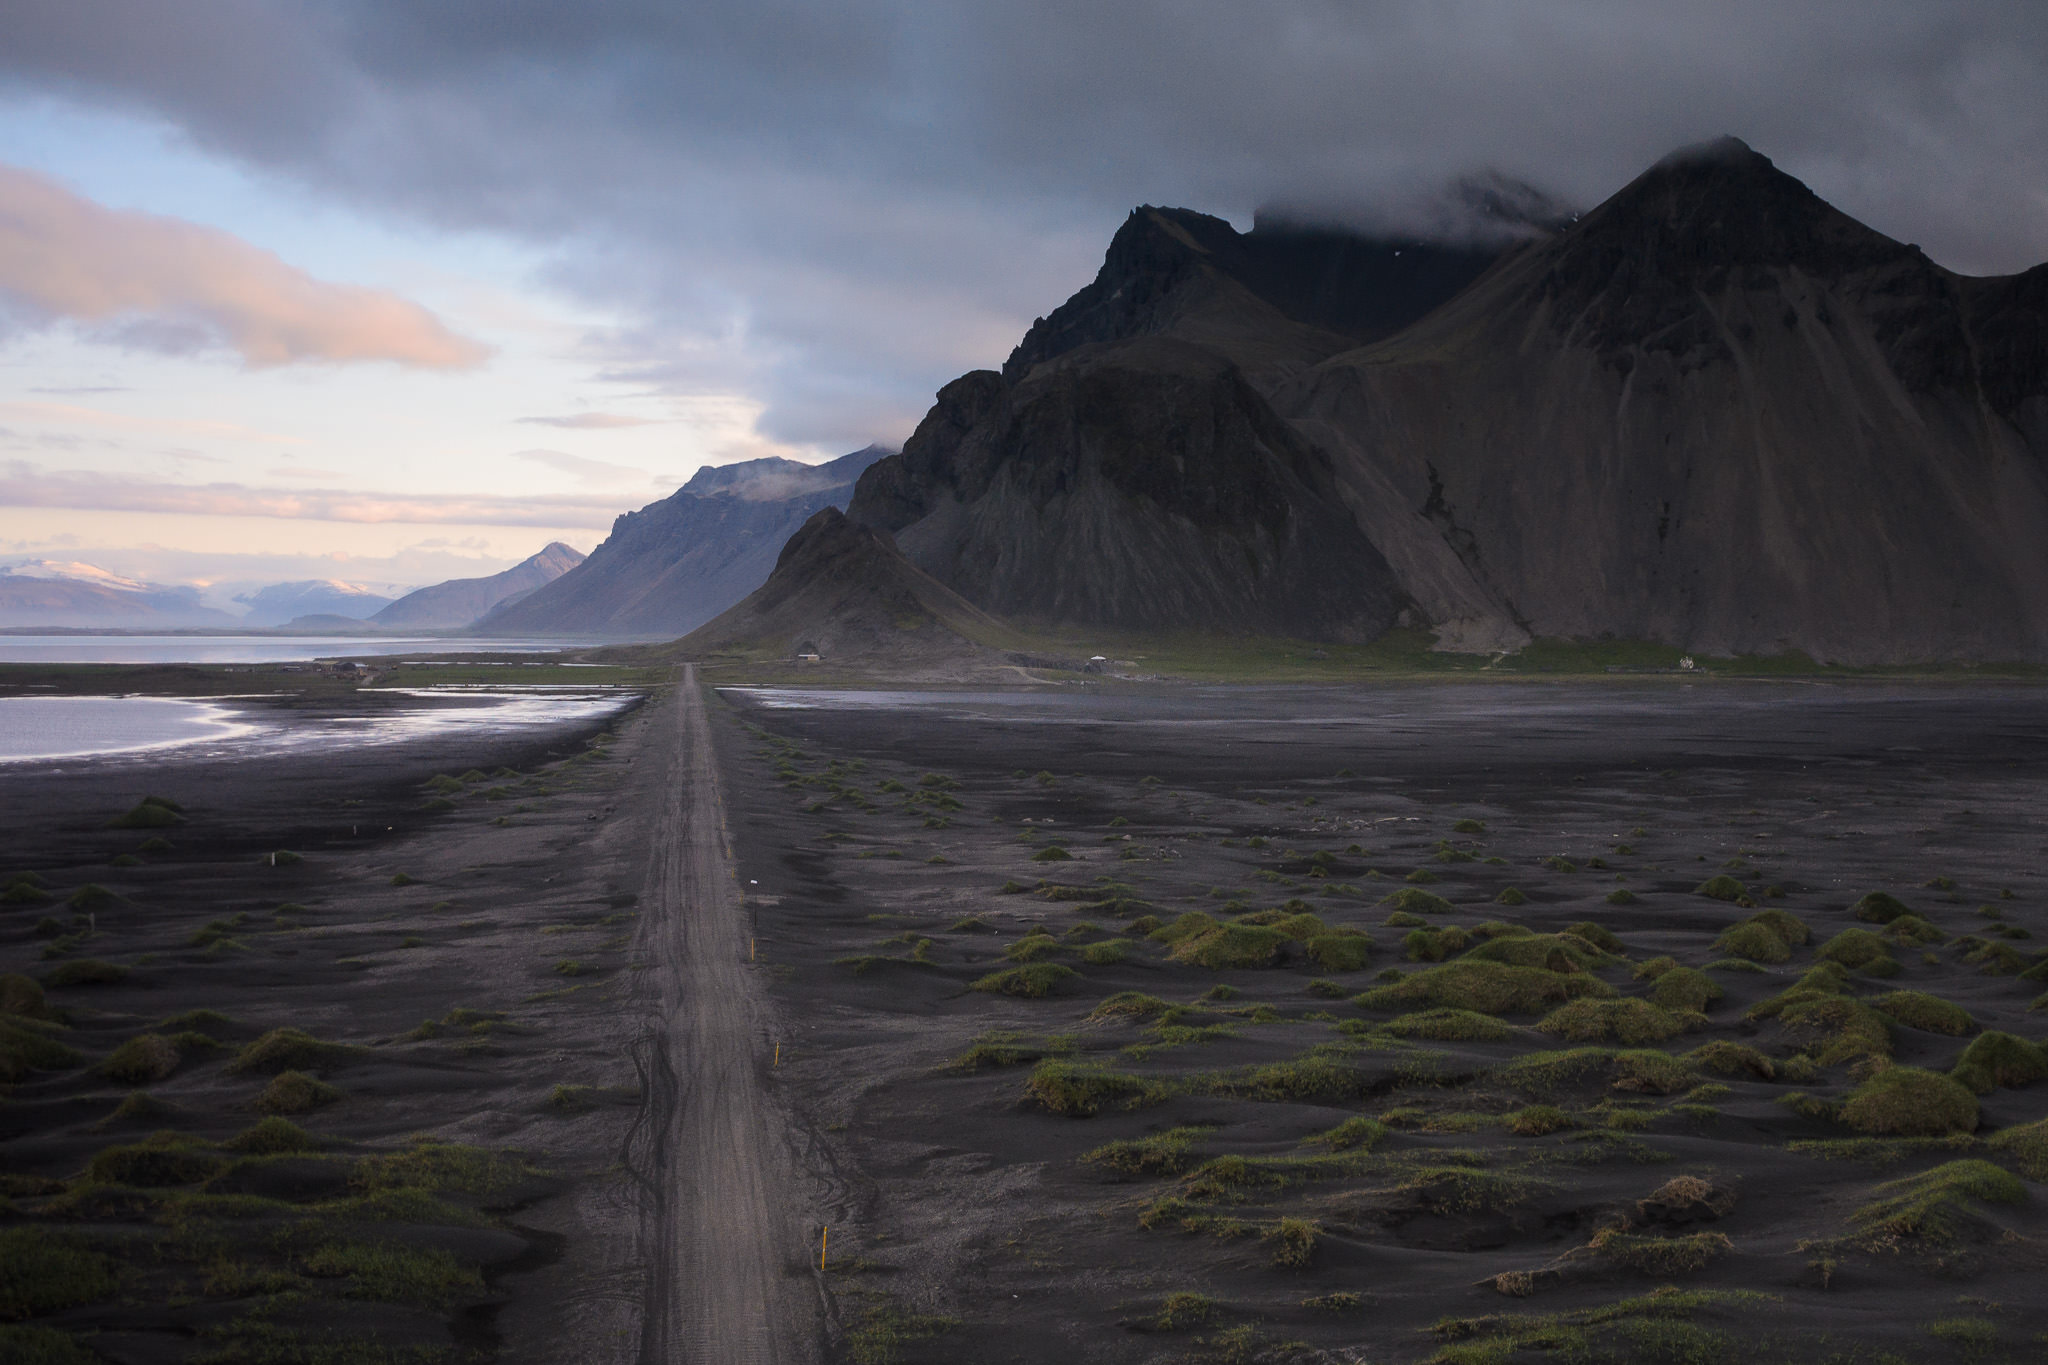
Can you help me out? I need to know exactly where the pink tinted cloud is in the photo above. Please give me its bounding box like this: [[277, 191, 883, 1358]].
[[0, 461, 622, 529], [516, 412, 667, 429], [0, 165, 488, 369]]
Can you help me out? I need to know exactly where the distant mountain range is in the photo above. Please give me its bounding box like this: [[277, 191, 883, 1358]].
[[370, 542, 584, 629], [482, 446, 891, 638], [0, 561, 236, 629], [235, 579, 396, 627], [806, 137, 2048, 666]]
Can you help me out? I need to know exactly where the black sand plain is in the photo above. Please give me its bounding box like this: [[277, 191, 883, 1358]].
[[1, 684, 661, 1364], [6, 676, 2048, 1365], [716, 681, 2048, 1364]]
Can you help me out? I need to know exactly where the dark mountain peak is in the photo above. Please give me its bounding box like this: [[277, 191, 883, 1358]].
[[1002, 202, 1509, 381]]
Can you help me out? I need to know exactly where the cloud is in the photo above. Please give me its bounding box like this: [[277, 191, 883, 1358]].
[[0, 162, 489, 368], [0, 459, 630, 528], [516, 411, 667, 429], [509, 447, 659, 487], [0, 399, 304, 443], [0, 2, 2043, 446]]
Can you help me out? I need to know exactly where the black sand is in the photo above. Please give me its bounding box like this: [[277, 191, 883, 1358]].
[[7, 678, 2048, 1364]]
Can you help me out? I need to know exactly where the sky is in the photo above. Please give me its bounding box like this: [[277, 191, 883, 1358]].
[[1, 1, 2045, 607]]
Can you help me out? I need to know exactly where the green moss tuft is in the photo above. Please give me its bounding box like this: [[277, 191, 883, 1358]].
[[1840, 1066, 1979, 1136], [1816, 928, 1900, 977], [970, 963, 1079, 998], [1356, 960, 1612, 1016], [1381, 887, 1455, 915], [1536, 999, 1701, 1046], [1872, 990, 1975, 1036], [1851, 891, 1913, 924], [1649, 966, 1722, 1013], [1949, 1031, 2048, 1095]]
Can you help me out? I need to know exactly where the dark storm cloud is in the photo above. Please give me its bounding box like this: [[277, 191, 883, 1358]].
[[3, 1, 2045, 447]]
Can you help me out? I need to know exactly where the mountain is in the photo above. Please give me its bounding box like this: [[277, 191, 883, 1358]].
[[0, 561, 236, 628], [236, 579, 395, 627], [847, 206, 1514, 642], [370, 542, 584, 630], [1282, 138, 2048, 663], [680, 506, 1012, 669], [845, 138, 2048, 664], [483, 446, 891, 638]]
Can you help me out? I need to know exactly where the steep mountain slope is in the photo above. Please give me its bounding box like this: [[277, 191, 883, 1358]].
[[1285, 138, 2048, 663], [848, 137, 2048, 663], [855, 338, 1407, 641], [1001, 205, 1513, 388], [680, 507, 1011, 668], [483, 446, 889, 638], [370, 542, 583, 629], [847, 209, 1514, 641], [0, 562, 234, 628]]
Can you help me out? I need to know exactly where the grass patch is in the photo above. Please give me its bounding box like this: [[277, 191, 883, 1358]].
[[1815, 928, 1899, 977], [1649, 966, 1722, 1012], [227, 1027, 358, 1075], [1536, 999, 1701, 1045], [41, 959, 128, 987], [1381, 887, 1455, 915], [0, 1227, 118, 1319], [1985, 1116, 2048, 1179], [1082, 1125, 1212, 1176], [1853, 1159, 2023, 1241], [1588, 1227, 1733, 1274], [1949, 1031, 2048, 1094], [98, 1032, 180, 1083], [1025, 1059, 1163, 1116], [1872, 990, 1975, 1036], [1840, 1066, 1979, 1135], [256, 1070, 344, 1115], [971, 963, 1079, 998], [1382, 1008, 1513, 1042], [1356, 960, 1613, 1016], [302, 1241, 483, 1306]]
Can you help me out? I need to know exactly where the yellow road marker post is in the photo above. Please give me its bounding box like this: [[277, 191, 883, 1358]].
[[820, 1226, 828, 1272]]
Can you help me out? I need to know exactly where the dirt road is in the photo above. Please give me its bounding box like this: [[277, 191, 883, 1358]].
[[635, 668, 816, 1364]]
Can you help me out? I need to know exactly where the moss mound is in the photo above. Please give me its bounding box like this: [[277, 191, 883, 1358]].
[[1686, 1040, 1776, 1079], [256, 1070, 343, 1115], [1949, 1031, 2048, 1094], [97, 1033, 180, 1084], [1403, 926, 1471, 962], [971, 964, 1079, 998], [0, 1228, 118, 1322], [1851, 891, 1913, 924], [1536, 998, 1702, 1045], [227, 1027, 356, 1075], [86, 1133, 226, 1186], [1872, 991, 1975, 1036], [1, 972, 52, 1019], [1460, 931, 1616, 973], [1855, 1159, 2023, 1240], [1563, 921, 1624, 954], [42, 959, 128, 988], [1, 1017, 84, 1083], [1649, 967, 1723, 1013], [1713, 910, 1810, 964], [1380, 1008, 1513, 1042], [1025, 1059, 1159, 1117], [1816, 928, 1900, 977], [1986, 1117, 2048, 1179], [1355, 960, 1612, 1016], [1694, 875, 1746, 902], [1839, 1066, 1979, 1136], [1380, 887, 1454, 916], [106, 797, 185, 830]]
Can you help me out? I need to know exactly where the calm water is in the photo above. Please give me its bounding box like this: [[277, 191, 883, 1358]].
[[0, 635, 579, 664], [0, 690, 635, 765]]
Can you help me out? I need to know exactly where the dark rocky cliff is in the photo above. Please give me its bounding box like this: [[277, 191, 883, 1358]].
[[846, 137, 2048, 663]]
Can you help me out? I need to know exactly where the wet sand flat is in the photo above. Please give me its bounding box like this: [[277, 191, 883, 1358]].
[[713, 681, 2048, 1364]]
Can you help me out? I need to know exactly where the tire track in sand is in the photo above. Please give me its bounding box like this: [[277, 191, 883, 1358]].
[[637, 668, 816, 1364]]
